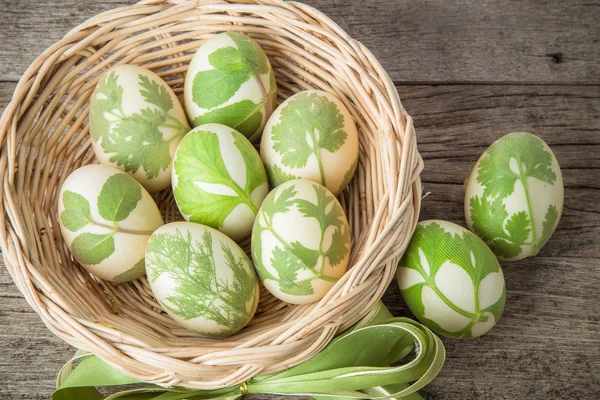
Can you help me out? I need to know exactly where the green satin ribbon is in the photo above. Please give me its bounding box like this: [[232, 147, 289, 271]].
[[53, 302, 445, 400]]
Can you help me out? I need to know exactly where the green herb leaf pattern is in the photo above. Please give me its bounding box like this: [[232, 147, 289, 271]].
[[60, 191, 92, 232], [113, 259, 146, 283], [252, 181, 350, 297], [191, 33, 275, 139], [173, 127, 267, 236], [468, 132, 561, 258], [71, 233, 116, 265], [145, 228, 257, 336], [270, 92, 347, 188], [398, 221, 506, 339], [90, 71, 188, 180], [337, 158, 358, 194], [61, 173, 151, 266], [97, 174, 142, 222], [192, 100, 264, 136]]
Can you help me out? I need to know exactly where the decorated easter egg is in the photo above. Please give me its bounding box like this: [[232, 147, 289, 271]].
[[145, 222, 259, 337], [58, 164, 164, 282], [172, 123, 268, 241], [465, 132, 564, 261], [89, 65, 190, 192], [260, 90, 359, 195], [251, 179, 351, 304], [184, 32, 277, 142], [397, 220, 506, 339]]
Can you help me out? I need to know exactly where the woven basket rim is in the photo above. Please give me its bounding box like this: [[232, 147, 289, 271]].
[[0, 0, 423, 389]]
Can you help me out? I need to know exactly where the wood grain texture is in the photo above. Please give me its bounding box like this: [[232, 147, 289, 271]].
[[0, 0, 599, 83], [1, 79, 598, 398], [1, 0, 599, 398]]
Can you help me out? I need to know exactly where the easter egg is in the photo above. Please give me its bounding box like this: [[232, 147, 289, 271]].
[[145, 222, 259, 337], [184, 32, 277, 142], [251, 179, 351, 304], [397, 220, 506, 339], [58, 164, 164, 282], [172, 123, 268, 241], [465, 132, 564, 261], [89, 65, 190, 192], [260, 90, 359, 195]]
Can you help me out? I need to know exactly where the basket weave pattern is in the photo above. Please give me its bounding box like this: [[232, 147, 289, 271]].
[[0, 0, 422, 389]]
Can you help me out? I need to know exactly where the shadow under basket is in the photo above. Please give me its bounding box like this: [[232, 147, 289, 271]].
[[0, 0, 423, 390]]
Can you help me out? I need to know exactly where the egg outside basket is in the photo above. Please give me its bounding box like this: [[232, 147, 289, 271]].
[[0, 0, 423, 390]]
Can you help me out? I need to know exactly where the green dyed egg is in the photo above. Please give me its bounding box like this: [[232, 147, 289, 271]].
[[172, 123, 268, 241], [89, 65, 190, 192], [145, 222, 259, 337], [260, 90, 359, 195], [397, 220, 506, 339], [465, 132, 564, 261], [184, 32, 277, 142], [252, 179, 351, 304], [58, 164, 164, 282]]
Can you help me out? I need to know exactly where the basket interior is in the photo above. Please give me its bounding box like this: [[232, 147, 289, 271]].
[[1, 0, 421, 387]]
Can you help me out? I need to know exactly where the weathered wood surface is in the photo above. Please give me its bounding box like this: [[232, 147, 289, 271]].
[[1, 0, 599, 399], [0, 0, 599, 83]]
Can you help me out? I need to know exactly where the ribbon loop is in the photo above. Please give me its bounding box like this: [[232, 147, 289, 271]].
[[53, 302, 445, 400]]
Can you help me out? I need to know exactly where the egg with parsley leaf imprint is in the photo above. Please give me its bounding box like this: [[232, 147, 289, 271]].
[[184, 32, 277, 142], [251, 179, 350, 304], [260, 90, 359, 195], [172, 123, 268, 241], [89, 65, 190, 193], [465, 132, 564, 261], [397, 220, 506, 339], [58, 165, 164, 282], [145, 222, 259, 337]]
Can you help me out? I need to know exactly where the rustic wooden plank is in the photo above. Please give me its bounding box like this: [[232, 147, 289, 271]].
[[2, 256, 599, 399], [1, 0, 599, 84], [384, 257, 600, 400], [0, 265, 76, 400], [398, 84, 600, 258], [0, 79, 599, 399]]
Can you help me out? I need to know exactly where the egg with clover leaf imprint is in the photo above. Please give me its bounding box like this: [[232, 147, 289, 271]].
[[172, 124, 268, 241], [89, 65, 190, 193], [465, 132, 564, 261], [397, 220, 506, 339], [58, 165, 164, 282], [260, 90, 359, 195], [184, 32, 277, 142], [145, 222, 259, 337], [252, 179, 351, 304]]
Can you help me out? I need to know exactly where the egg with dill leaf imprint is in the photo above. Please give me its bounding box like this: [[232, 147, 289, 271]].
[[184, 32, 277, 142], [145, 222, 259, 337], [465, 132, 564, 261], [397, 220, 506, 339], [260, 90, 359, 195], [251, 179, 351, 304], [89, 65, 190, 193], [58, 165, 164, 282], [172, 123, 268, 242]]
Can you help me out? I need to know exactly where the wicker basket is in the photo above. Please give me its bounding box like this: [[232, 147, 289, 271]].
[[0, 0, 422, 390]]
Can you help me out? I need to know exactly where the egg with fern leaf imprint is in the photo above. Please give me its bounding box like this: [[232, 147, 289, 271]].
[[251, 179, 351, 304], [145, 222, 259, 337], [89, 65, 190, 193], [465, 132, 564, 261], [260, 90, 359, 195]]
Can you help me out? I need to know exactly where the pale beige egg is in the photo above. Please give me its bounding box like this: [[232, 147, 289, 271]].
[[89, 65, 189, 192], [58, 164, 164, 282]]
